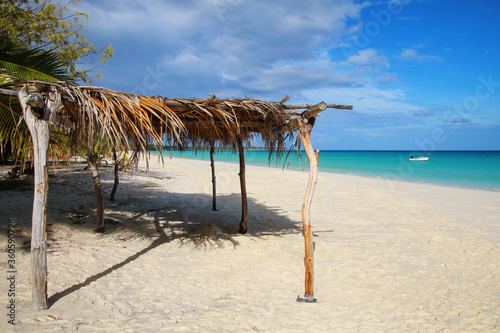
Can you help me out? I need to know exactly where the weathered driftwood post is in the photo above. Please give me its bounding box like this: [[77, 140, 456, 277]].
[[236, 135, 248, 234], [275, 102, 329, 302], [275, 101, 353, 302], [296, 103, 324, 302], [18, 86, 61, 310], [209, 144, 217, 211]]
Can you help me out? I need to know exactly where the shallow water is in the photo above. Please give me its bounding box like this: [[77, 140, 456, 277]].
[[158, 150, 500, 190]]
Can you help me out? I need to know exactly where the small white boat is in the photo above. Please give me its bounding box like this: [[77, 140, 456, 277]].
[[409, 156, 429, 161]]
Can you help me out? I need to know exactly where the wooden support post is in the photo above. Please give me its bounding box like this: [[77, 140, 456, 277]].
[[110, 149, 119, 201], [236, 135, 248, 234], [18, 88, 60, 310], [296, 105, 325, 303], [87, 138, 105, 232], [210, 144, 217, 211]]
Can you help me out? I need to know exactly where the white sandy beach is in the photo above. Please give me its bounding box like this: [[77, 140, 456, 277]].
[[1, 156, 499, 332]]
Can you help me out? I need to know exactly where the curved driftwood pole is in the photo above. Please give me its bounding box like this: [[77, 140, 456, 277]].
[[296, 102, 326, 302], [274, 102, 330, 301], [18, 88, 61, 310], [298, 118, 318, 302]]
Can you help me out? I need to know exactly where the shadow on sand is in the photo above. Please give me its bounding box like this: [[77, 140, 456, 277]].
[[1, 165, 303, 307]]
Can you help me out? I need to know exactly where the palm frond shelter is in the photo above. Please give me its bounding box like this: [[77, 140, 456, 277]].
[[0, 80, 352, 308]]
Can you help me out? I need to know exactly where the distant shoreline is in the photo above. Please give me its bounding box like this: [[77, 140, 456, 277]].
[[165, 154, 500, 193], [151, 150, 500, 192], [152, 146, 500, 153]]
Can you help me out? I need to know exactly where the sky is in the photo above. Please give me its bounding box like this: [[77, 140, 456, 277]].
[[76, 0, 500, 150]]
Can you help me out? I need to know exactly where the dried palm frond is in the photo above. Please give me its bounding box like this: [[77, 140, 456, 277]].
[[51, 85, 186, 166], [3, 74, 305, 166], [155, 96, 298, 159]]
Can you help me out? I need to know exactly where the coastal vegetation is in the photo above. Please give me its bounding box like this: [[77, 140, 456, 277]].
[[0, 0, 113, 83]]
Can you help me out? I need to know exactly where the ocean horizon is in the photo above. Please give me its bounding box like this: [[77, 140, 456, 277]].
[[155, 149, 500, 191]]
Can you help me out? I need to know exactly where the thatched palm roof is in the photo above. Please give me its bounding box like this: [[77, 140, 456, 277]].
[[59, 85, 185, 154], [1, 82, 185, 162], [3, 81, 316, 158], [153, 96, 299, 156]]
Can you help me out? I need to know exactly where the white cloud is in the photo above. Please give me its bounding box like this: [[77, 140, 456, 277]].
[[376, 72, 398, 83], [396, 16, 421, 21], [296, 85, 423, 116], [62, 0, 499, 150], [444, 117, 471, 124], [80, 0, 361, 46], [343, 48, 390, 69], [78, 0, 367, 97], [242, 65, 356, 92], [389, 0, 415, 5], [395, 48, 441, 62]]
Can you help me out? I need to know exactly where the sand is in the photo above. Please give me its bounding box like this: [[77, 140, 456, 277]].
[[1, 156, 499, 332]]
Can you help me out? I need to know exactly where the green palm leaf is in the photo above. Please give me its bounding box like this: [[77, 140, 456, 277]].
[[0, 47, 73, 83], [0, 47, 72, 162]]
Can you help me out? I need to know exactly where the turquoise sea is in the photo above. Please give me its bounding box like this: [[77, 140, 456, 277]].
[[160, 150, 500, 191]]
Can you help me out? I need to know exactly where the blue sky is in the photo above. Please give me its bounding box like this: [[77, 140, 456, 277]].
[[77, 0, 500, 150]]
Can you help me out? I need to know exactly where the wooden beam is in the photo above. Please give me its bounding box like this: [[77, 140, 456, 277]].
[[278, 95, 290, 104], [2, 87, 353, 111], [158, 98, 352, 110], [202, 94, 216, 105], [282, 103, 353, 110], [177, 100, 348, 131], [160, 99, 352, 112], [0, 88, 17, 96]]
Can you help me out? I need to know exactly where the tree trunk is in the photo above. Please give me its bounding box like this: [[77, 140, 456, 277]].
[[298, 116, 318, 302], [87, 144, 104, 232], [210, 144, 217, 211], [18, 88, 57, 310], [110, 149, 119, 201], [237, 135, 248, 234]]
